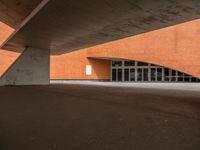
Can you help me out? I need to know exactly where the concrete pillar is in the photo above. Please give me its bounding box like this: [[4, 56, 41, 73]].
[[135, 61, 138, 82], [0, 47, 50, 85], [162, 68, 165, 82]]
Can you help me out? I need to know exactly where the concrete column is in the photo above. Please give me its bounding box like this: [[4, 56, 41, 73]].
[[169, 69, 172, 82], [155, 68, 157, 82], [0, 47, 50, 85], [162, 68, 165, 82], [148, 64, 151, 82], [135, 61, 138, 82], [175, 71, 178, 82]]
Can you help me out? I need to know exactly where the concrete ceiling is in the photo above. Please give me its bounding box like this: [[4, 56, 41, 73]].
[[0, 0, 42, 28], [1, 0, 200, 55]]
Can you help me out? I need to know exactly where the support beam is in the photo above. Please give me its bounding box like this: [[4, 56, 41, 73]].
[[0, 47, 50, 85]]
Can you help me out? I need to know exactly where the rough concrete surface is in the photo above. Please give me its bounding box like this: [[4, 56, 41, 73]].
[[3, 0, 200, 54], [0, 47, 50, 85], [0, 83, 200, 150]]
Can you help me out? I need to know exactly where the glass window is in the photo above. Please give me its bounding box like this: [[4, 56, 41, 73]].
[[111, 60, 198, 83], [112, 69, 116, 81], [184, 77, 190, 82], [164, 68, 169, 81], [151, 68, 156, 81], [112, 61, 122, 67], [157, 68, 162, 81], [117, 69, 122, 81], [171, 76, 176, 81], [143, 68, 148, 81], [192, 77, 197, 82], [130, 69, 135, 81], [172, 70, 176, 76], [165, 77, 170, 82], [178, 76, 183, 82], [137, 61, 148, 66], [150, 63, 157, 66], [137, 69, 143, 81], [178, 71, 183, 76], [184, 73, 190, 77], [125, 61, 135, 66], [124, 69, 129, 81], [164, 68, 170, 76]]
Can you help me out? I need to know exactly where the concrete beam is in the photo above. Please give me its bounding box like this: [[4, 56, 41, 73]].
[[0, 47, 50, 85], [0, 0, 50, 49], [2, 0, 200, 54], [0, 0, 44, 28]]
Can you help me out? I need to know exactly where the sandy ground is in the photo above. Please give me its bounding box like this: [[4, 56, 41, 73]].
[[0, 83, 200, 150]]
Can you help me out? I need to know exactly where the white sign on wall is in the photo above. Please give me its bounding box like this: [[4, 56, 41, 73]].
[[86, 65, 92, 75]]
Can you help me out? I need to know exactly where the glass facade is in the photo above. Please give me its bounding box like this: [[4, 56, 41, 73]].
[[111, 60, 200, 82]]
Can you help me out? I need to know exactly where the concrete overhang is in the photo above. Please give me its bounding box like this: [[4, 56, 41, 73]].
[[0, 0, 43, 29], [1, 0, 200, 55]]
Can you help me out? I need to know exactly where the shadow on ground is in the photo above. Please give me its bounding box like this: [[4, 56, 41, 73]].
[[0, 84, 200, 150]]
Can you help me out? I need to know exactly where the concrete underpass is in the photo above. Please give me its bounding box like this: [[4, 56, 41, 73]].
[[0, 1, 200, 150]]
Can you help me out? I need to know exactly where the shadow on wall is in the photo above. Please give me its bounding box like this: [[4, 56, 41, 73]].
[[86, 19, 200, 78], [91, 56, 198, 78], [87, 58, 111, 80]]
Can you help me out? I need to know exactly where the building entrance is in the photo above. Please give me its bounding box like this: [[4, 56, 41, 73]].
[[111, 60, 200, 82], [112, 68, 122, 81]]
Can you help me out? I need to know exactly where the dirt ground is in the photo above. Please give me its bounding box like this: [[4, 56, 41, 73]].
[[0, 84, 200, 150]]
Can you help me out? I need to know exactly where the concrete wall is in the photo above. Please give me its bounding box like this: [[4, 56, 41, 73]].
[[0, 47, 50, 85]]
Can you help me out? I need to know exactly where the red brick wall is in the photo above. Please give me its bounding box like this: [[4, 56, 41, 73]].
[[0, 49, 22, 77], [50, 50, 110, 80], [0, 21, 14, 45], [2, 19, 200, 79], [86, 19, 200, 78]]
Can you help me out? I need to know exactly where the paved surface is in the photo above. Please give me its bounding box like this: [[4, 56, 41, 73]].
[[0, 83, 200, 150], [50, 81, 200, 91]]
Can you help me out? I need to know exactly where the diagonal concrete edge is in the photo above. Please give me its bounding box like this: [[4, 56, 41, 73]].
[[0, 47, 50, 85], [0, 0, 50, 49]]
